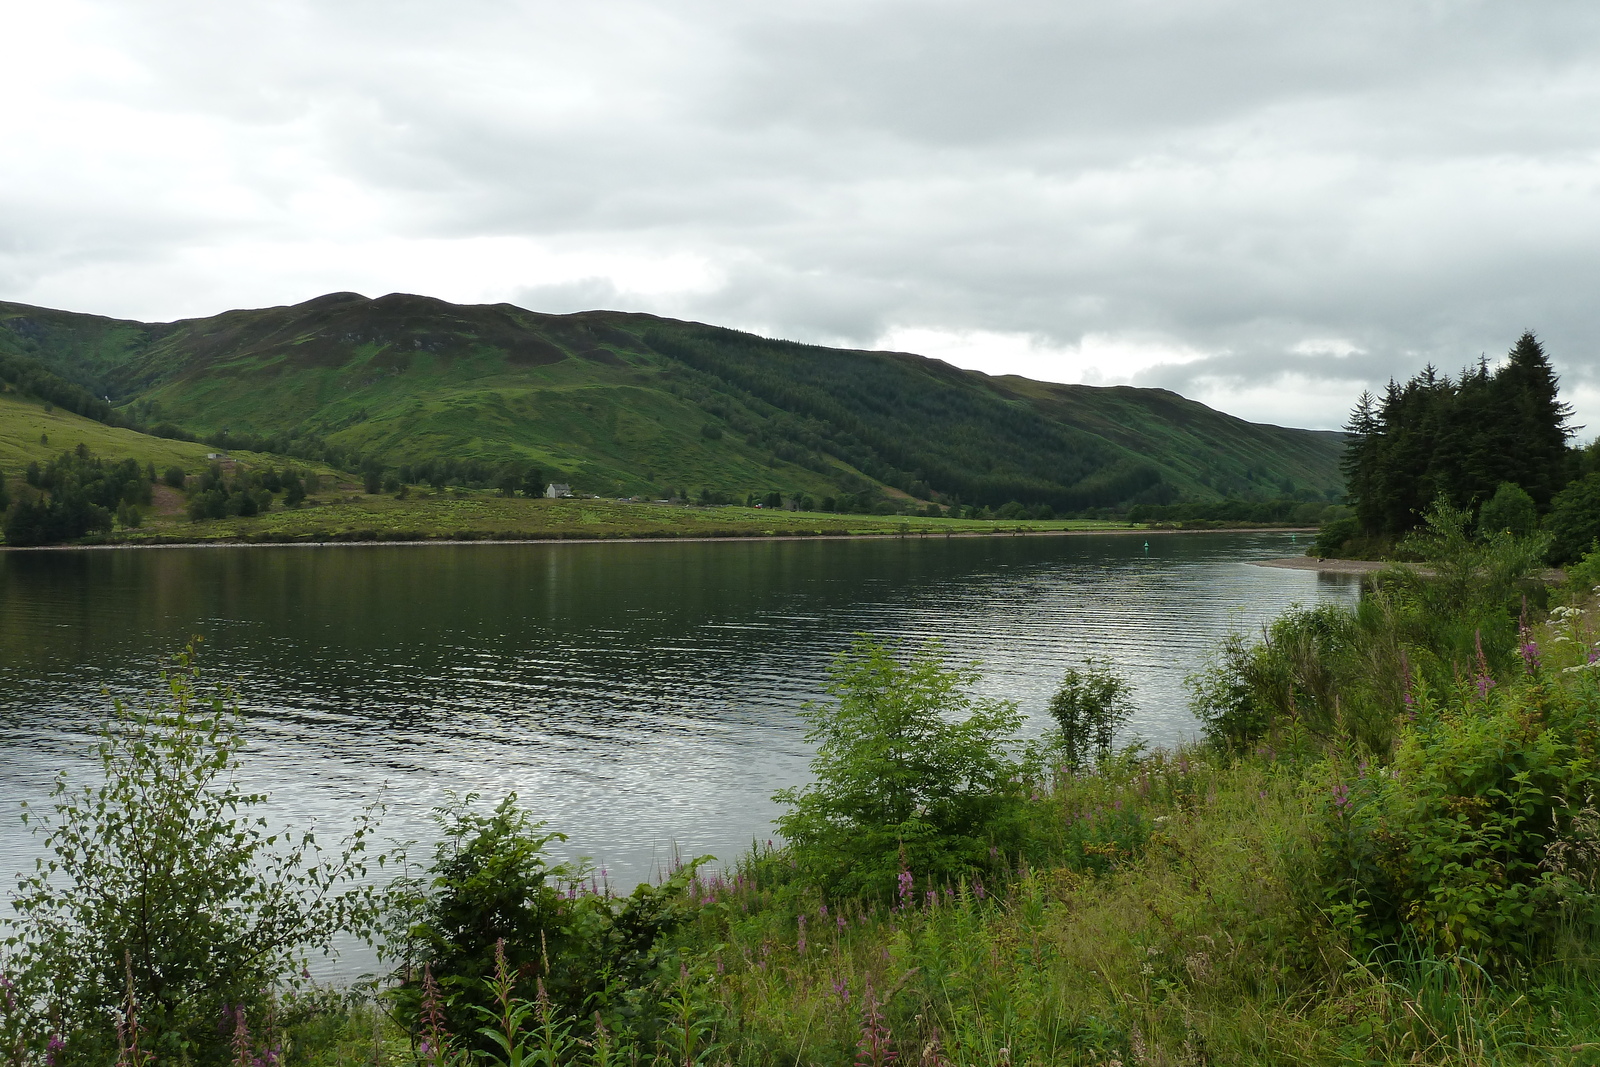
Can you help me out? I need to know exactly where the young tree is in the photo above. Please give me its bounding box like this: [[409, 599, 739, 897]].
[[1047, 661, 1135, 770], [6, 643, 383, 1063], [774, 638, 1024, 895], [162, 465, 186, 489]]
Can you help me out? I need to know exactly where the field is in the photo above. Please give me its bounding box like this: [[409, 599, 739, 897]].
[[103, 492, 1137, 545], [0, 390, 216, 472]]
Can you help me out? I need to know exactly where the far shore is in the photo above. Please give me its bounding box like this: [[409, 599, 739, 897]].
[[1, 525, 1321, 552]]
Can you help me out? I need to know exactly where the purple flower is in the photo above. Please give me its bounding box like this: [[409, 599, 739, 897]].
[[1331, 783, 1351, 810], [46, 1035, 64, 1067], [897, 869, 914, 904], [973, 877, 986, 901], [1521, 641, 1541, 672], [832, 977, 851, 1004]]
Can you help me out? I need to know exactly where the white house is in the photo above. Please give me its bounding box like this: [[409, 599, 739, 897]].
[[545, 483, 573, 498]]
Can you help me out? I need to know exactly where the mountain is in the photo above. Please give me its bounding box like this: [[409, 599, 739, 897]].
[[0, 292, 1343, 508]]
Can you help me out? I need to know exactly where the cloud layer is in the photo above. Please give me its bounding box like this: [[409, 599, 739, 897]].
[[4, 0, 1600, 430]]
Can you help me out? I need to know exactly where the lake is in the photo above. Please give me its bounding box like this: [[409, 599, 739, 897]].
[[0, 532, 1354, 922]]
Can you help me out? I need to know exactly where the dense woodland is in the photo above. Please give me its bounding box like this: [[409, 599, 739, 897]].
[[1329, 331, 1600, 562]]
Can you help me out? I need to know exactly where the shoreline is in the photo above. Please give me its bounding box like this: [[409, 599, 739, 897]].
[[1256, 556, 1568, 582], [1252, 556, 1391, 574], [1, 525, 1321, 553]]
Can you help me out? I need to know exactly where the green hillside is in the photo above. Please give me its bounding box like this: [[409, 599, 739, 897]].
[[0, 292, 1344, 508]]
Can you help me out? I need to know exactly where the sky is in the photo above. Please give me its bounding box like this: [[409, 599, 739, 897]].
[[5, 1, 1600, 433]]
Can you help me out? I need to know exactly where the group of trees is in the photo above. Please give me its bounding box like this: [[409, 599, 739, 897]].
[[2, 446, 152, 546], [1340, 332, 1575, 545], [1129, 496, 1337, 527], [185, 463, 311, 521]]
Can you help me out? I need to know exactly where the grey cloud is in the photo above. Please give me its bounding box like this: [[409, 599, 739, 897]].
[[8, 0, 1600, 430]]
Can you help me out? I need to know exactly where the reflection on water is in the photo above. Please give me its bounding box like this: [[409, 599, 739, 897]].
[[0, 533, 1355, 906]]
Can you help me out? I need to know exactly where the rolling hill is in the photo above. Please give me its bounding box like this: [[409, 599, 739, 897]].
[[0, 292, 1343, 508]]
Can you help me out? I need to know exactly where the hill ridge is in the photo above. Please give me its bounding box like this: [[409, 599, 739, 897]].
[[0, 292, 1344, 509]]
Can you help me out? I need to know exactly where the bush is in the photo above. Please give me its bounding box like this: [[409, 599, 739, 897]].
[[1047, 661, 1134, 769], [162, 465, 186, 488], [1477, 481, 1537, 537], [5, 643, 384, 1064], [774, 638, 1025, 897], [1314, 667, 1600, 962], [1310, 515, 1358, 557], [390, 794, 707, 1051]]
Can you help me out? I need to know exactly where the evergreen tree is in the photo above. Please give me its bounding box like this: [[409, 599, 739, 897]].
[[1497, 332, 1572, 507]]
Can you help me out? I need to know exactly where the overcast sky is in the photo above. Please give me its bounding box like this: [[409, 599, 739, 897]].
[[5, 1, 1600, 432]]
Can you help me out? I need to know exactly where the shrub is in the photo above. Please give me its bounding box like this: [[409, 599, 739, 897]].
[[1310, 515, 1358, 557], [1477, 481, 1537, 537], [4, 642, 384, 1064], [390, 794, 707, 1050], [1314, 667, 1600, 963], [1047, 660, 1134, 769], [162, 465, 186, 488], [774, 638, 1025, 897]]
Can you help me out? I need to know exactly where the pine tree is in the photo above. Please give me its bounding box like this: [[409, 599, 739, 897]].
[[1496, 332, 1572, 507]]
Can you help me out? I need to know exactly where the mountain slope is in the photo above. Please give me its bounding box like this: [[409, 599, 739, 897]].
[[0, 293, 1344, 507]]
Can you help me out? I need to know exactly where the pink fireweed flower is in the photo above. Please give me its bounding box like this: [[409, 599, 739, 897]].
[[897, 869, 914, 905], [1331, 783, 1351, 810], [1520, 640, 1541, 672]]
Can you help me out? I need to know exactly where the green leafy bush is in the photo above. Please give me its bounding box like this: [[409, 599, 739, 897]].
[[1315, 668, 1600, 962], [1310, 514, 1358, 557], [774, 637, 1025, 897], [389, 794, 708, 1050], [1476, 481, 1537, 537], [4, 642, 383, 1065]]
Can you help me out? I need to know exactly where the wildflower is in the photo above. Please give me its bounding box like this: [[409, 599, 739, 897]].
[[973, 877, 986, 901], [818, 902, 828, 919], [838, 914, 847, 931], [1520, 640, 1542, 672], [797, 914, 807, 955], [897, 869, 914, 905], [1331, 782, 1351, 810], [833, 977, 851, 1004]]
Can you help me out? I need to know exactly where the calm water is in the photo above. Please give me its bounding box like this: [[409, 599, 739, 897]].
[[0, 532, 1354, 940]]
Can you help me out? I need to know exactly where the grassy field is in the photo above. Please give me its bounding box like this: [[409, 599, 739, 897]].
[[101, 492, 1140, 545], [0, 389, 217, 472]]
